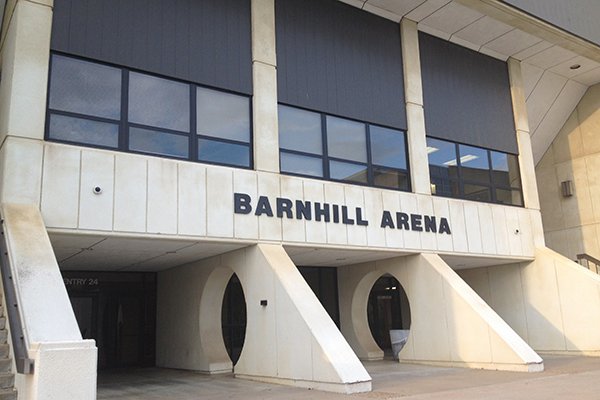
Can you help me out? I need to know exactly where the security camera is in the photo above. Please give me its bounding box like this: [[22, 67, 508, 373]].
[[93, 186, 102, 195]]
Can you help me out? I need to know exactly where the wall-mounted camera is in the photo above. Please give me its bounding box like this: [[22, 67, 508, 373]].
[[93, 186, 102, 195]]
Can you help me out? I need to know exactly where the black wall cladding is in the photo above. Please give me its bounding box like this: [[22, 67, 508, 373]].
[[419, 33, 518, 154], [51, 0, 252, 94], [276, 0, 407, 130]]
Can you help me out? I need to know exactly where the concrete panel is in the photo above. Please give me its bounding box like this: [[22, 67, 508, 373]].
[[257, 173, 282, 241], [432, 197, 453, 252], [478, 204, 496, 255], [448, 201, 468, 253], [280, 176, 305, 242], [363, 189, 386, 248], [491, 206, 510, 256], [178, 163, 207, 236], [78, 150, 114, 231], [147, 158, 178, 234], [303, 180, 327, 244], [463, 203, 483, 254], [324, 184, 347, 245], [399, 193, 421, 250], [417, 196, 436, 250], [206, 167, 234, 238], [252, 62, 279, 173], [41, 145, 80, 228], [114, 155, 147, 233], [233, 169, 259, 239], [0, 138, 43, 206], [345, 186, 367, 246], [505, 209, 523, 256], [382, 191, 403, 249]]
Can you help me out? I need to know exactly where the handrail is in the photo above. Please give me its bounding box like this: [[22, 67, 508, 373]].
[[576, 253, 600, 275], [0, 219, 34, 374]]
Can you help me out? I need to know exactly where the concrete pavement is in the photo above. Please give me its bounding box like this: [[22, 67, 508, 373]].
[[98, 355, 600, 399]]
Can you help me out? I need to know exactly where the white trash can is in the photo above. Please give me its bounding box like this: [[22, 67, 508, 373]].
[[389, 329, 409, 360]]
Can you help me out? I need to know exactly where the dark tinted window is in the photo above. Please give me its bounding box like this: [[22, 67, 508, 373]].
[[46, 54, 252, 169], [427, 137, 523, 206], [278, 104, 410, 191]]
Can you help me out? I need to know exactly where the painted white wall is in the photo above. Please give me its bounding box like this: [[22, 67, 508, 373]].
[[157, 244, 371, 394], [459, 246, 600, 354], [1, 203, 97, 400], [339, 254, 543, 372], [0, 137, 540, 259]]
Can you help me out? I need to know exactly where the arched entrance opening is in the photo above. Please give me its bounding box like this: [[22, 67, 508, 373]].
[[367, 274, 411, 358], [221, 274, 247, 365]]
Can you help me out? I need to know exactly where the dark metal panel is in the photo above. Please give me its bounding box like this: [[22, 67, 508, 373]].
[[419, 33, 518, 154], [51, 0, 252, 94], [501, 0, 600, 46], [276, 0, 407, 130]]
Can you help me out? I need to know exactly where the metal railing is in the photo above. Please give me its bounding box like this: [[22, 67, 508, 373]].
[[576, 253, 600, 275], [0, 219, 34, 374]]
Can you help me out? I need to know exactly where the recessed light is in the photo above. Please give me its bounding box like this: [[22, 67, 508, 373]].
[[570, 64, 581, 70]]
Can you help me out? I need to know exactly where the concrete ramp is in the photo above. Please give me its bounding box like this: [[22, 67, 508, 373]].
[[339, 253, 543, 372], [1, 203, 96, 400], [157, 244, 371, 394]]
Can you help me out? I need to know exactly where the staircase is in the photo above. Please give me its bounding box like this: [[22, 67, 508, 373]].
[[0, 298, 17, 400]]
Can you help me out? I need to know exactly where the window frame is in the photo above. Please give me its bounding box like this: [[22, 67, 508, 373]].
[[278, 103, 411, 192], [45, 52, 254, 170], [426, 136, 524, 207]]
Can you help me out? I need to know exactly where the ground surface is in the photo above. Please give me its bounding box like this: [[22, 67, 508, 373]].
[[98, 355, 600, 399]]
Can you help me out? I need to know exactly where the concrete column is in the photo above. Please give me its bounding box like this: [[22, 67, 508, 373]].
[[251, 0, 279, 173], [0, 0, 52, 143], [507, 59, 541, 211], [339, 254, 544, 372], [401, 19, 431, 195]]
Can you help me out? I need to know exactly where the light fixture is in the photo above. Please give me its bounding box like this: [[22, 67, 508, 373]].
[[561, 180, 574, 197], [570, 64, 581, 70], [426, 146, 439, 154], [444, 154, 479, 166]]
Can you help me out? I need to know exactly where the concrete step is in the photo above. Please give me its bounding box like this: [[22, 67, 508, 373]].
[[0, 345, 9, 359], [0, 359, 12, 374], [0, 374, 14, 390], [0, 389, 16, 400], [0, 319, 6, 331], [0, 330, 6, 344]]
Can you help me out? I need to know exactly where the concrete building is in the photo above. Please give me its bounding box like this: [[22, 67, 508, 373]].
[[0, 0, 599, 398]]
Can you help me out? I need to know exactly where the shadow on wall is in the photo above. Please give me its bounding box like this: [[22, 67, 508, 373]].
[[536, 83, 600, 261]]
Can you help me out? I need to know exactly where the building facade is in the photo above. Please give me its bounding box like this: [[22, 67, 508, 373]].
[[0, 0, 600, 398]]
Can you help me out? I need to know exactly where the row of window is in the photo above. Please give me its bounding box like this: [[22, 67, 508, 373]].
[[45, 53, 522, 207], [47, 54, 252, 168], [279, 105, 410, 191]]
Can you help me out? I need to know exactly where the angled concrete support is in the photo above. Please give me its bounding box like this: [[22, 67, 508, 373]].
[[157, 244, 371, 394], [339, 253, 543, 372], [1, 203, 97, 400], [461, 247, 600, 355]]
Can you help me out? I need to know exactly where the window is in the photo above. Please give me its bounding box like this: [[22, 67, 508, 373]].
[[426, 137, 523, 206], [46, 53, 251, 168], [278, 104, 410, 191]]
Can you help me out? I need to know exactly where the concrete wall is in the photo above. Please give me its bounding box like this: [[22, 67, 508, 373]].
[[338, 254, 543, 372], [459, 246, 600, 354], [0, 138, 538, 259], [157, 244, 371, 394], [536, 83, 600, 260]]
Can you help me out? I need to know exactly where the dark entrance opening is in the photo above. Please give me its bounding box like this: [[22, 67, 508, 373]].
[[63, 271, 156, 369], [221, 274, 246, 365], [298, 266, 340, 326], [367, 275, 410, 355]]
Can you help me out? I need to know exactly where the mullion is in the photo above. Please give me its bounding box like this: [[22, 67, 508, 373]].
[[48, 109, 120, 126], [366, 124, 374, 186], [120, 69, 129, 151]]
